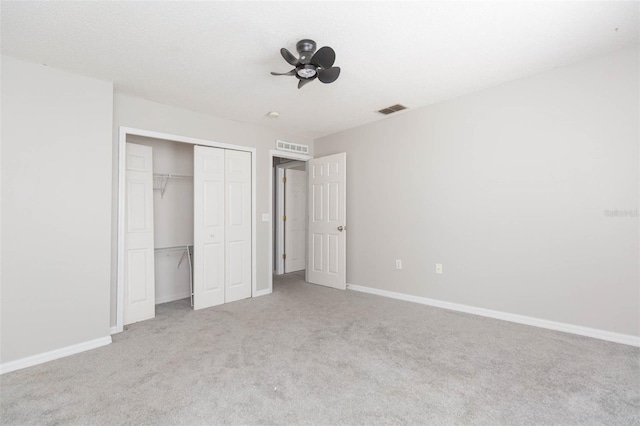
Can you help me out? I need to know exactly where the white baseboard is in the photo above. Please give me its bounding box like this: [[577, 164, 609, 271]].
[[155, 292, 191, 305], [346, 284, 640, 347], [253, 288, 272, 297], [0, 336, 112, 375], [110, 326, 120, 335]]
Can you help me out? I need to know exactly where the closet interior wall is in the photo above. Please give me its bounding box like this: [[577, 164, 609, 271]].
[[126, 135, 194, 304]]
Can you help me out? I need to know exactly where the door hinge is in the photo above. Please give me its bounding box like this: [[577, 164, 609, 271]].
[[282, 253, 286, 259], [282, 177, 287, 184], [282, 215, 286, 221]]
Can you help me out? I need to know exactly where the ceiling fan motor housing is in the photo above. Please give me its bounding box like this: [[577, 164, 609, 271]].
[[296, 39, 317, 64]]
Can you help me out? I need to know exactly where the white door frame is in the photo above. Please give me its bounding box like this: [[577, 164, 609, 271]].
[[116, 126, 257, 333], [267, 150, 312, 294], [274, 166, 286, 275]]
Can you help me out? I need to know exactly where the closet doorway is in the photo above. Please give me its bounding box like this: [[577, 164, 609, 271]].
[[116, 127, 256, 333]]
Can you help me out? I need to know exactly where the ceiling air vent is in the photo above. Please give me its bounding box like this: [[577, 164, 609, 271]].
[[377, 104, 407, 115], [276, 139, 309, 155]]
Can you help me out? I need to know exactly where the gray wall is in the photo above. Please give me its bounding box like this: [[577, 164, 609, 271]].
[[315, 46, 639, 336], [1, 56, 114, 363], [110, 94, 314, 326]]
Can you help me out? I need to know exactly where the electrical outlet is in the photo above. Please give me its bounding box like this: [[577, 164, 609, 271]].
[[395, 259, 402, 269], [436, 263, 443, 274]]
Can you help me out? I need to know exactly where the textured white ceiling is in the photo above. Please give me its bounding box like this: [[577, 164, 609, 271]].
[[1, 1, 638, 139]]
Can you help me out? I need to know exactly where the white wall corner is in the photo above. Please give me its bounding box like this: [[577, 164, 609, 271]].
[[346, 284, 640, 347], [0, 336, 112, 375]]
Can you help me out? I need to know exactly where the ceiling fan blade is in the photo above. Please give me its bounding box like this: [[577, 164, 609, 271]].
[[271, 69, 296, 76], [310, 46, 335, 69], [318, 67, 340, 84], [298, 79, 313, 89], [280, 48, 300, 66]]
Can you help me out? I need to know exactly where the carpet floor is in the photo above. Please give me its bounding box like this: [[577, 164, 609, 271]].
[[1, 272, 639, 425]]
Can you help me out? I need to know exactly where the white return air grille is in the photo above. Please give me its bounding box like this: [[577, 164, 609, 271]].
[[276, 140, 309, 155]]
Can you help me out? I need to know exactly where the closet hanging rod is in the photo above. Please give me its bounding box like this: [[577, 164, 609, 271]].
[[154, 245, 193, 252], [152, 173, 193, 179]]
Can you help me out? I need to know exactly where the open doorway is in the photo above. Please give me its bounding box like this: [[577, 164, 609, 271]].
[[273, 157, 307, 276], [267, 149, 347, 295], [267, 149, 312, 293]]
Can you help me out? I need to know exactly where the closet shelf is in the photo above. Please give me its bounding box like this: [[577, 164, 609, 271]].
[[153, 173, 193, 198]]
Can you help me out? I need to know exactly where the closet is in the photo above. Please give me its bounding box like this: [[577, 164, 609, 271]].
[[123, 136, 252, 325]]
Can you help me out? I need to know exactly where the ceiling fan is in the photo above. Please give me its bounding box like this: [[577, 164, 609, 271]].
[[271, 39, 341, 89]]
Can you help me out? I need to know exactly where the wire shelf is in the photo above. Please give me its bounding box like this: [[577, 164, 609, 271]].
[[152, 173, 193, 198]]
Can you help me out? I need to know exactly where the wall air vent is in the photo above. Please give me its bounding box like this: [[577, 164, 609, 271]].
[[377, 104, 407, 115], [276, 140, 309, 155]]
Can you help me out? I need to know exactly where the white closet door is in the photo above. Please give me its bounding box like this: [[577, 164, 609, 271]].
[[307, 153, 347, 290], [284, 168, 307, 273], [225, 150, 252, 303], [124, 143, 156, 324], [193, 145, 225, 310]]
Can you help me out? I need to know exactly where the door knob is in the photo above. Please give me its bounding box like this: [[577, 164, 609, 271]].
[[337, 226, 346, 232]]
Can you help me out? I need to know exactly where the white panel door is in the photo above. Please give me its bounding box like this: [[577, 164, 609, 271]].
[[124, 143, 155, 324], [193, 145, 225, 310], [225, 150, 252, 303], [307, 153, 346, 289], [284, 169, 307, 273]]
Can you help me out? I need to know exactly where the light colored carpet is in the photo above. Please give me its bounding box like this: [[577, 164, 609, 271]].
[[1, 271, 638, 425]]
